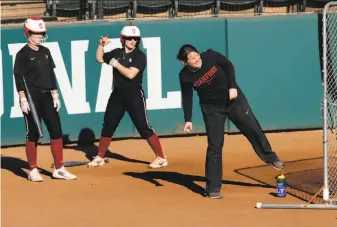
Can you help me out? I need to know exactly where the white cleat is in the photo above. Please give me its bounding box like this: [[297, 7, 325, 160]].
[[149, 156, 168, 169], [87, 156, 105, 168], [52, 166, 77, 180], [28, 168, 43, 182]]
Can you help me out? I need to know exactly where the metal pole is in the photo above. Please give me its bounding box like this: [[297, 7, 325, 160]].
[[256, 202, 337, 210], [96, 0, 104, 20], [52, 0, 56, 17], [321, 2, 335, 202]]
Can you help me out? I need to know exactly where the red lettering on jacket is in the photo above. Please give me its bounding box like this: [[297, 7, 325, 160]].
[[193, 66, 217, 87]]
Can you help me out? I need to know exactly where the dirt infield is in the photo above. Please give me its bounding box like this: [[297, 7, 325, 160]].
[[1, 130, 336, 227]]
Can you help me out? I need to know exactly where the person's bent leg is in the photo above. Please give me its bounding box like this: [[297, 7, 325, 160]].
[[127, 90, 167, 169], [88, 91, 126, 167], [228, 96, 284, 170]]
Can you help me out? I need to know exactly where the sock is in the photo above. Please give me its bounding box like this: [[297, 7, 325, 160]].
[[50, 138, 63, 169], [147, 134, 165, 159], [25, 141, 37, 170], [97, 137, 111, 158]]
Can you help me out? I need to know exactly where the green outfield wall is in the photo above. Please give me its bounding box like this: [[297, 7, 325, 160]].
[[0, 14, 322, 146]]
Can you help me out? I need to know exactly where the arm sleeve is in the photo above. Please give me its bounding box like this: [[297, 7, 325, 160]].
[[50, 70, 57, 90], [211, 49, 237, 88], [130, 53, 146, 71], [13, 53, 25, 92], [103, 49, 117, 64], [47, 49, 56, 69], [180, 75, 193, 122], [47, 49, 57, 89]]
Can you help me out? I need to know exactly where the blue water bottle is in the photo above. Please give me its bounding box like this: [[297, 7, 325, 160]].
[[276, 174, 286, 198]]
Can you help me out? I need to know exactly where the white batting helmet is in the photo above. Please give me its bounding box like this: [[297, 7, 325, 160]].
[[120, 24, 141, 38], [24, 17, 47, 37]]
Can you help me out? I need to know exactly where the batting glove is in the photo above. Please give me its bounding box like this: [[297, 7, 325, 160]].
[[229, 88, 238, 100], [52, 93, 61, 112], [20, 97, 30, 114], [109, 58, 119, 67]]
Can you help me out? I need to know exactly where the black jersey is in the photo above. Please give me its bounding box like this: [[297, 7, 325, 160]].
[[14, 44, 57, 92], [103, 48, 146, 95], [179, 49, 241, 122]]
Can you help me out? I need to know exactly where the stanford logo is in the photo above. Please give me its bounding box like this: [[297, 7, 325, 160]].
[[39, 23, 43, 29]]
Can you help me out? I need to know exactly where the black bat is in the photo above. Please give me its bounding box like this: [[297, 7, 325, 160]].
[[51, 158, 110, 168], [22, 75, 44, 138]]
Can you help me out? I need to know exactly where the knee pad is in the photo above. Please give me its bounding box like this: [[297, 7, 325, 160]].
[[101, 127, 115, 138], [26, 134, 39, 143], [139, 128, 154, 140], [49, 130, 62, 140]]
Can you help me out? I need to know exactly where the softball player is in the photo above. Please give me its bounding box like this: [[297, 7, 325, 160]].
[[87, 24, 168, 169], [13, 17, 76, 182], [177, 44, 284, 199]]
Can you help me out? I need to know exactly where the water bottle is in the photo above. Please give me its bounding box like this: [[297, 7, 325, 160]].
[[276, 174, 286, 198]]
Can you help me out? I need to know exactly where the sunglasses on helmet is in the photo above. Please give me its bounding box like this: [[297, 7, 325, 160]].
[[31, 32, 46, 36], [124, 36, 140, 41]]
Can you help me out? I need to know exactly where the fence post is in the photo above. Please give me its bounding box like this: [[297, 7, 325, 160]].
[[97, 0, 104, 19]]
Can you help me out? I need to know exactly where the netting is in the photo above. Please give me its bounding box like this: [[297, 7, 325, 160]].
[[326, 105, 337, 202], [324, 2, 337, 203], [250, 2, 337, 209]]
